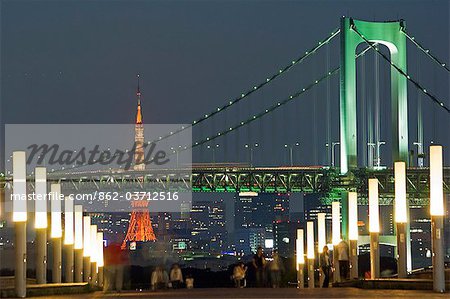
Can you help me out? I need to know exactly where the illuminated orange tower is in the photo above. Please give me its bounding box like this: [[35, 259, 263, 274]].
[[121, 74, 156, 250]]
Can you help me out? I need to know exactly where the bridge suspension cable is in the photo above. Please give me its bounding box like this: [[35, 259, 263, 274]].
[[401, 29, 450, 74], [51, 43, 373, 175], [191, 44, 375, 149], [148, 29, 340, 143], [50, 30, 340, 174], [351, 24, 450, 114]]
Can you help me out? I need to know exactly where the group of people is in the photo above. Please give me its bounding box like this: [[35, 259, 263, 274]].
[[104, 240, 350, 291], [232, 240, 349, 289], [151, 263, 193, 290], [232, 247, 285, 288], [319, 240, 350, 288]]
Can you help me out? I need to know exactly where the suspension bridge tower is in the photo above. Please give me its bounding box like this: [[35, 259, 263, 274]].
[[121, 74, 156, 250]]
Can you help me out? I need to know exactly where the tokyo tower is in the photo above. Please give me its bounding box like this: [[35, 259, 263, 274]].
[[121, 74, 156, 250]]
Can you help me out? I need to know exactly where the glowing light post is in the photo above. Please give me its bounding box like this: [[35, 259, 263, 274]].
[[307, 221, 315, 288], [369, 178, 380, 279], [97, 232, 104, 288], [332, 201, 341, 282], [206, 144, 219, 163], [244, 143, 258, 167], [284, 142, 300, 166], [13, 151, 27, 298], [90, 225, 98, 286], [74, 205, 84, 282], [296, 229, 305, 288], [348, 192, 358, 279], [35, 167, 47, 284], [64, 196, 74, 282], [50, 183, 62, 283], [394, 162, 408, 278], [83, 216, 91, 282], [317, 213, 326, 287], [430, 145, 445, 293]]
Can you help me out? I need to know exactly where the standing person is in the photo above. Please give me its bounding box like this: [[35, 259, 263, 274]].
[[269, 250, 284, 288], [151, 266, 169, 291], [170, 263, 183, 289], [233, 262, 247, 288], [103, 241, 126, 292], [337, 240, 349, 281], [319, 246, 331, 288], [252, 246, 266, 287]]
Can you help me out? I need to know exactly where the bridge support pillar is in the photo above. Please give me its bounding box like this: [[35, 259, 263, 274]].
[[431, 216, 445, 293], [74, 249, 84, 282], [36, 228, 47, 284], [370, 232, 380, 279], [396, 223, 407, 278]]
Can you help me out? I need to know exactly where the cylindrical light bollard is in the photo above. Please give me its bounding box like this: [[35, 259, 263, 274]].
[[74, 205, 84, 282], [348, 192, 358, 279], [430, 145, 445, 293], [51, 183, 62, 283], [394, 162, 408, 278], [369, 178, 380, 279], [90, 225, 98, 286], [332, 201, 341, 283], [64, 196, 75, 282], [13, 151, 27, 298], [307, 221, 315, 288], [35, 167, 48, 284], [296, 229, 305, 288], [97, 232, 104, 288], [83, 216, 91, 282], [317, 212, 326, 287]]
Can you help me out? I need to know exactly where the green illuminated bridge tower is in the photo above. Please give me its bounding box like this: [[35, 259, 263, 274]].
[[339, 17, 410, 271], [340, 17, 408, 174]]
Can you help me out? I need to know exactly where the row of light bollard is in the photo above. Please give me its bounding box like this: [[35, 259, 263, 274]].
[[11, 151, 105, 298], [296, 145, 445, 293]]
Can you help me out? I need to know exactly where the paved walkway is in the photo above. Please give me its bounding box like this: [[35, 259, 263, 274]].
[[25, 288, 449, 298]]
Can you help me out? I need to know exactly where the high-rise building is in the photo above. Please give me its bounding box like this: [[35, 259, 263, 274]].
[[409, 205, 432, 268], [234, 228, 266, 255], [233, 193, 289, 254], [190, 199, 227, 252], [273, 221, 290, 257], [303, 193, 332, 242], [209, 199, 227, 252], [190, 201, 210, 250]]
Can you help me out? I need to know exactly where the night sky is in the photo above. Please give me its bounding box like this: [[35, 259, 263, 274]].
[[2, 0, 449, 167]]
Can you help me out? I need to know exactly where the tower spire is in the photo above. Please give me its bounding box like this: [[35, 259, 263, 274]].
[[137, 73, 141, 102], [135, 74, 142, 125]]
